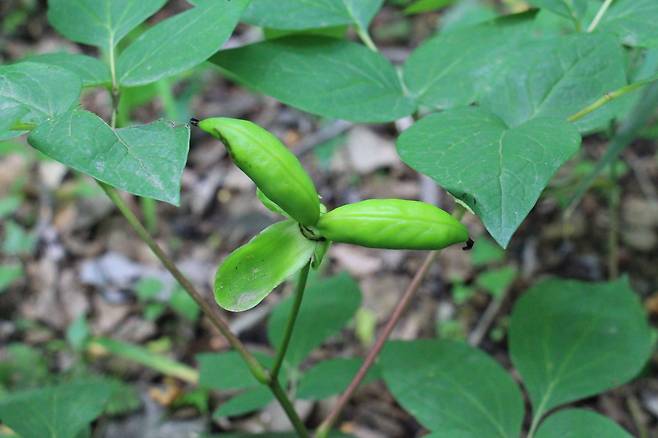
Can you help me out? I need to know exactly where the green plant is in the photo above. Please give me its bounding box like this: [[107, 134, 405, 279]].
[[1, 0, 656, 437]]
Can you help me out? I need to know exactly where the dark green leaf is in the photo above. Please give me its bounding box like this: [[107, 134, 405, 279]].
[[267, 273, 361, 367], [214, 386, 273, 418], [298, 358, 379, 400], [0, 380, 111, 438], [509, 278, 652, 419], [25, 53, 111, 87], [215, 220, 316, 311], [601, 0, 658, 48], [118, 0, 249, 86], [242, 0, 383, 30], [197, 351, 274, 391], [0, 62, 81, 139], [471, 238, 505, 265], [397, 106, 581, 247], [28, 109, 190, 205], [535, 409, 633, 438], [481, 33, 628, 133], [211, 36, 415, 123], [381, 340, 524, 437], [47, 0, 166, 52]]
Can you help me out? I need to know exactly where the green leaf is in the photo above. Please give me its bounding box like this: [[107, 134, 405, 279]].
[[242, 0, 383, 30], [405, 0, 456, 15], [47, 0, 166, 52], [527, 0, 589, 21], [135, 277, 164, 301], [471, 238, 505, 266], [257, 188, 290, 218], [535, 409, 633, 438], [0, 196, 22, 219], [402, 15, 534, 110], [25, 53, 111, 87], [117, 0, 249, 87], [480, 33, 628, 133], [381, 340, 524, 438], [397, 106, 581, 247], [211, 36, 415, 123], [0, 380, 111, 438], [298, 358, 379, 400], [475, 266, 517, 299], [267, 273, 361, 367], [170, 287, 200, 321], [600, 0, 658, 48], [197, 351, 274, 391], [215, 220, 316, 311], [509, 278, 653, 419], [2, 221, 37, 255], [66, 314, 90, 350], [0, 62, 81, 139], [0, 264, 23, 294], [28, 109, 190, 205], [214, 386, 273, 418], [104, 379, 141, 416]]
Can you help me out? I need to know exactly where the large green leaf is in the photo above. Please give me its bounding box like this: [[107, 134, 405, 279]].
[[600, 0, 658, 48], [397, 107, 581, 247], [0, 380, 111, 438], [211, 36, 415, 123], [197, 351, 273, 391], [242, 0, 383, 31], [267, 273, 361, 367], [28, 109, 190, 205], [510, 278, 652, 420], [535, 409, 634, 438], [402, 15, 535, 110], [215, 220, 316, 311], [118, 0, 249, 86], [481, 33, 628, 133], [24, 53, 111, 88], [527, 0, 589, 21], [381, 340, 524, 438], [0, 62, 81, 139], [47, 0, 166, 52]]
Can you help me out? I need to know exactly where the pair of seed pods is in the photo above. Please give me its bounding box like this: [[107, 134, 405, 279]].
[[198, 117, 470, 249]]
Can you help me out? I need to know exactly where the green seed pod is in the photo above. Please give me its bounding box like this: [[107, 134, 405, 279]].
[[317, 199, 469, 250], [199, 117, 320, 226]]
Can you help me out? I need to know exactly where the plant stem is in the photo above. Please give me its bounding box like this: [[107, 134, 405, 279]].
[[316, 206, 467, 437], [271, 261, 311, 380], [587, 0, 614, 32], [608, 161, 620, 279], [567, 74, 658, 123], [357, 26, 378, 52]]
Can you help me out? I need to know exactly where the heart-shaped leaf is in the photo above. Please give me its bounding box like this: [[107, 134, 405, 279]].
[[47, 0, 166, 52], [397, 106, 581, 247], [535, 409, 633, 438], [481, 33, 628, 133], [28, 109, 190, 205], [118, 0, 249, 87], [381, 340, 524, 438], [211, 36, 415, 123], [242, 0, 383, 31], [267, 273, 361, 367], [215, 220, 316, 311], [0, 62, 81, 139], [510, 278, 652, 420]]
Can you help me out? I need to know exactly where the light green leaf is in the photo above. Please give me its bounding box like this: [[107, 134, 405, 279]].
[[2, 221, 37, 255], [214, 386, 273, 418], [0, 380, 111, 438], [170, 287, 200, 321], [0, 264, 23, 294], [298, 358, 379, 400], [600, 0, 658, 48], [0, 196, 22, 219], [509, 278, 652, 419], [242, 0, 383, 31], [211, 36, 415, 123], [215, 220, 316, 311], [476, 266, 517, 299], [47, 0, 166, 52], [25, 53, 111, 87], [257, 188, 290, 218], [405, 0, 456, 15], [403, 15, 534, 110], [0, 62, 81, 139], [397, 106, 581, 247], [471, 238, 505, 265], [28, 109, 190, 205], [197, 351, 274, 391], [267, 273, 361, 367], [481, 33, 628, 133], [535, 409, 634, 438], [381, 340, 524, 438], [118, 0, 249, 87], [66, 314, 90, 350], [527, 0, 589, 21]]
